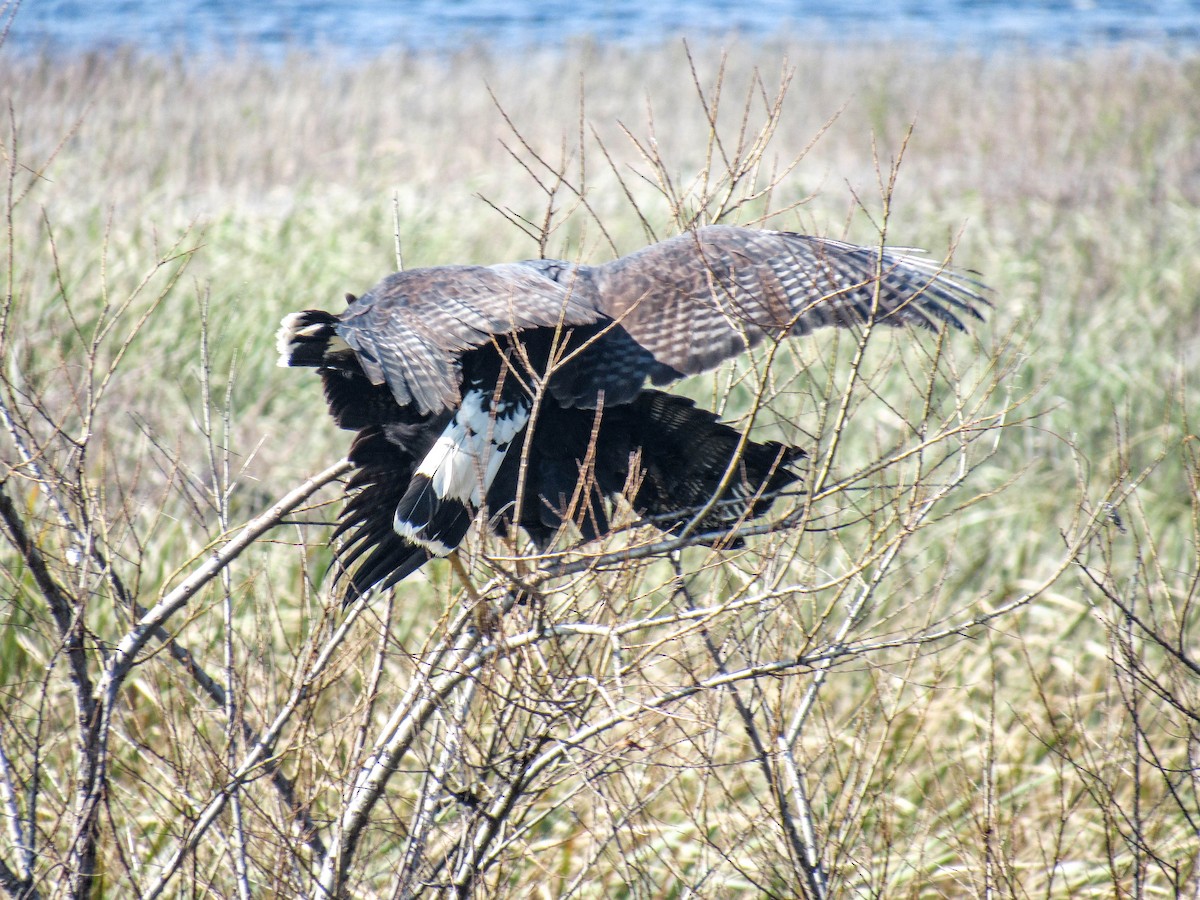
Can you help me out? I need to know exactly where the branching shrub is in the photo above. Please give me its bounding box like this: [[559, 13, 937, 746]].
[[0, 38, 1195, 899]]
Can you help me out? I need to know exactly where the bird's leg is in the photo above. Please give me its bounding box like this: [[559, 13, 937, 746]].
[[447, 550, 498, 636]]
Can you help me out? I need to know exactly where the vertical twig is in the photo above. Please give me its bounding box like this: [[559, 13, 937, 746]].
[[315, 605, 486, 897], [393, 191, 405, 271], [672, 555, 824, 897], [0, 725, 30, 886], [199, 291, 252, 900], [393, 662, 479, 894]]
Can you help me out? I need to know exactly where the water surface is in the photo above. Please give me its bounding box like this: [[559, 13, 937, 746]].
[[10, 0, 1200, 60]]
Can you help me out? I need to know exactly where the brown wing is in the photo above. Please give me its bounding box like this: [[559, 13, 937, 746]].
[[584, 225, 987, 382], [336, 262, 602, 414]]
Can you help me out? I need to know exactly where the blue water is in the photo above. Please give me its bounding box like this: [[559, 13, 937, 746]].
[[8, 0, 1200, 60]]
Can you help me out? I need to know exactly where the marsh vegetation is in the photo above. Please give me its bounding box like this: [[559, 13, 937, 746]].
[[1, 34, 1198, 897]]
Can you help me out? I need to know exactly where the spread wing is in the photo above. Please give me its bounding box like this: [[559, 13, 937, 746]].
[[329, 424, 434, 598], [325, 225, 985, 415], [569, 225, 987, 397], [337, 262, 602, 414]]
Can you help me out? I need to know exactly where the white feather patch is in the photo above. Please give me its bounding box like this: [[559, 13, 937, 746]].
[[274, 312, 352, 367], [416, 389, 530, 506], [393, 515, 455, 556], [275, 312, 310, 366]]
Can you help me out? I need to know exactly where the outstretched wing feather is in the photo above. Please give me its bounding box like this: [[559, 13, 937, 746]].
[[337, 264, 602, 414], [583, 225, 987, 385]]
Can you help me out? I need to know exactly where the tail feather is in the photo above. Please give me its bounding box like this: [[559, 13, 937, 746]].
[[326, 423, 443, 601], [333, 535, 432, 602]]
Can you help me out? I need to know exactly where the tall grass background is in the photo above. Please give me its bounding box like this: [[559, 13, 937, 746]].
[[1, 29, 1198, 897]]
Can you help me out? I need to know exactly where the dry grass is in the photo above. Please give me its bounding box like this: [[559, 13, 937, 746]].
[[1, 35, 1198, 898]]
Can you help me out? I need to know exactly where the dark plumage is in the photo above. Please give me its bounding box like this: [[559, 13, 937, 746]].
[[278, 225, 986, 598]]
